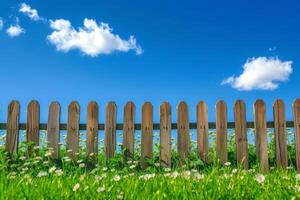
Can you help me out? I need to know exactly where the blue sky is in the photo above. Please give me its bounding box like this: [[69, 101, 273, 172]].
[[0, 0, 299, 124]]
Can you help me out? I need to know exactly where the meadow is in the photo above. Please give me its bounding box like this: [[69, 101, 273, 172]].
[[0, 129, 299, 199]]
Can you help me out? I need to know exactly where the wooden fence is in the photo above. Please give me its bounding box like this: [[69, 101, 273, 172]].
[[1, 99, 300, 171]]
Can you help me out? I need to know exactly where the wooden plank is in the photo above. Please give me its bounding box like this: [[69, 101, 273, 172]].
[[141, 102, 153, 169], [234, 100, 248, 169], [215, 100, 227, 164], [273, 99, 288, 168], [196, 101, 209, 162], [160, 102, 172, 168], [66, 101, 80, 161], [26, 100, 40, 156], [86, 101, 99, 162], [253, 99, 269, 171], [177, 101, 190, 162], [5, 100, 20, 156], [293, 99, 300, 172], [47, 102, 60, 159], [104, 102, 117, 159], [123, 101, 135, 160]]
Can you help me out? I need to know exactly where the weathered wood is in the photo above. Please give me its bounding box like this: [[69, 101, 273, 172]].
[[177, 101, 190, 162], [5, 100, 20, 155], [86, 101, 99, 162], [47, 102, 60, 159], [293, 99, 300, 172], [196, 101, 209, 162], [26, 100, 40, 156], [216, 100, 227, 164], [141, 102, 153, 168], [66, 101, 80, 161], [123, 102, 135, 160], [104, 102, 117, 159], [160, 102, 172, 168], [234, 100, 248, 169], [253, 99, 269, 171], [273, 99, 288, 168]]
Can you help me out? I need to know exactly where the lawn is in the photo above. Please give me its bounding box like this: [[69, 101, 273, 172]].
[[0, 129, 299, 199]]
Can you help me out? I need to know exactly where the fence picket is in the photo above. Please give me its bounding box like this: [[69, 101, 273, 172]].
[[86, 101, 99, 162], [160, 102, 171, 168], [26, 100, 40, 156], [104, 102, 117, 159], [66, 101, 80, 161], [254, 100, 269, 171], [123, 102, 135, 160], [196, 101, 209, 162], [177, 101, 190, 162], [234, 100, 248, 169], [47, 102, 60, 159], [141, 102, 153, 169], [5, 100, 20, 155], [216, 100, 227, 164], [293, 99, 300, 172], [273, 99, 288, 168]]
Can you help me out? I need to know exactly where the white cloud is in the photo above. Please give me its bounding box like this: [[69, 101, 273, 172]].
[[0, 18, 3, 30], [6, 24, 25, 37], [47, 18, 142, 56], [221, 57, 293, 91], [19, 3, 42, 21]]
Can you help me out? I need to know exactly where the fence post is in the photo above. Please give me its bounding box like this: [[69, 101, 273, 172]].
[[141, 102, 153, 169], [5, 100, 20, 156], [104, 102, 117, 159], [47, 102, 60, 159], [273, 99, 288, 168], [234, 100, 248, 169], [26, 100, 40, 156], [177, 101, 190, 163], [123, 101, 135, 161], [196, 101, 209, 162], [254, 99, 269, 172], [216, 100, 228, 164], [86, 101, 99, 162], [66, 101, 80, 161], [293, 99, 300, 172], [160, 102, 171, 168]]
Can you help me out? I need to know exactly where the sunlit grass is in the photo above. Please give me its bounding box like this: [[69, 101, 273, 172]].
[[0, 128, 298, 199]]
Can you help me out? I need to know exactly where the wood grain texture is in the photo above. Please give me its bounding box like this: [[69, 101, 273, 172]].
[[196, 101, 209, 162], [254, 99, 269, 171], [47, 102, 60, 159], [273, 99, 288, 168], [123, 101, 135, 160], [5, 100, 20, 155], [26, 100, 40, 156], [234, 100, 248, 169], [104, 102, 117, 159], [141, 102, 153, 169], [216, 100, 227, 164], [177, 101, 190, 162], [293, 99, 300, 172], [66, 101, 80, 161], [86, 101, 99, 161], [160, 102, 172, 168]]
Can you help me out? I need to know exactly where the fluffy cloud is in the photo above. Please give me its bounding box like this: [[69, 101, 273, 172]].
[[0, 18, 3, 30], [221, 57, 293, 91], [6, 24, 25, 37], [19, 3, 42, 21], [47, 18, 142, 56]]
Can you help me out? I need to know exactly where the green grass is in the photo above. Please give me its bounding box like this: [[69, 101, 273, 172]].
[[0, 129, 299, 199]]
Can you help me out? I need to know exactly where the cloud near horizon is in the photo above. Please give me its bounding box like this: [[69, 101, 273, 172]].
[[221, 57, 293, 91], [47, 18, 143, 57]]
